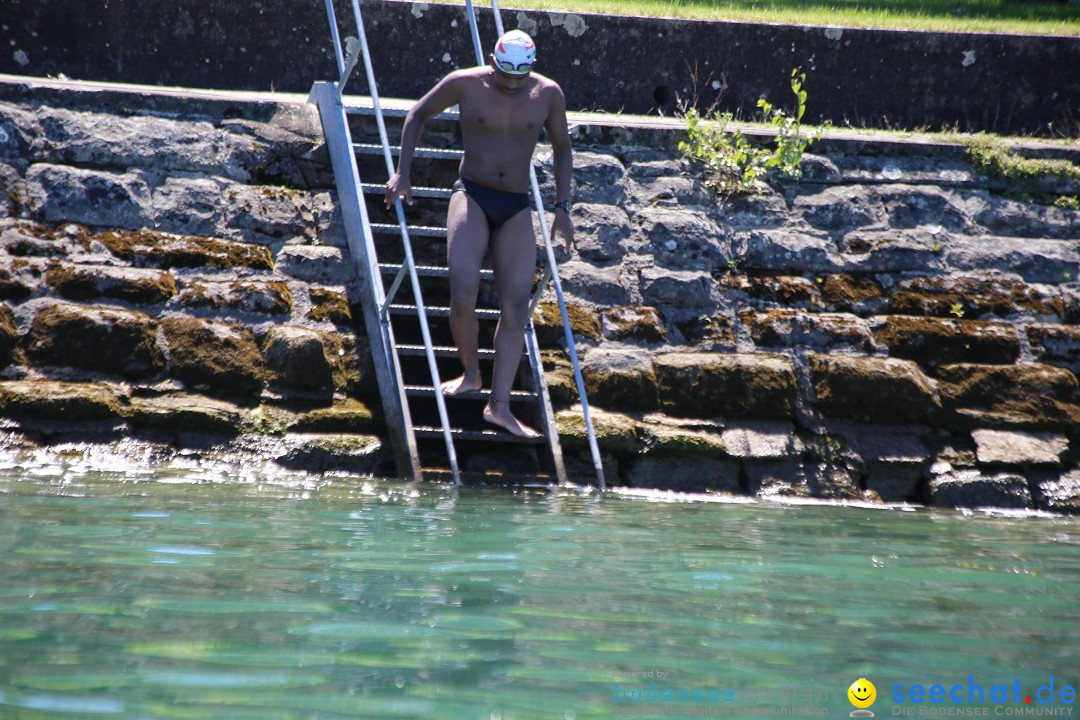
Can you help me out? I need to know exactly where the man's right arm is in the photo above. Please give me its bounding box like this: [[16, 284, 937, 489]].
[[385, 73, 465, 208]]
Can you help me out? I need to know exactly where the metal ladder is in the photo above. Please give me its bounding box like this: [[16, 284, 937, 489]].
[[310, 0, 604, 489]]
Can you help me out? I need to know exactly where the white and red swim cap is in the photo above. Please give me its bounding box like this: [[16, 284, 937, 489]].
[[492, 29, 536, 75]]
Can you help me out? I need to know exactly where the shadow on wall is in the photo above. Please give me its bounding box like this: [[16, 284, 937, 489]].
[[0, 0, 1077, 135]]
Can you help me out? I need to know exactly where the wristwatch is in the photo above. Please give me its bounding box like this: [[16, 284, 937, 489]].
[[553, 200, 573, 214]]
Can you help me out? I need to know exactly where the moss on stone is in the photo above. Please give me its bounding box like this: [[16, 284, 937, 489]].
[[161, 317, 268, 399], [307, 287, 354, 324], [44, 263, 177, 304], [534, 301, 602, 344], [289, 398, 379, 434], [0, 380, 128, 424], [556, 407, 641, 455], [95, 228, 274, 271]]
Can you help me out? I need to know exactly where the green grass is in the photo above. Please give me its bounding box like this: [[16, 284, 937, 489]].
[[460, 0, 1080, 36]]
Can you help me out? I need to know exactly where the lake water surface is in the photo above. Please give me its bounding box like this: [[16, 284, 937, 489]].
[[1, 458, 1077, 719]]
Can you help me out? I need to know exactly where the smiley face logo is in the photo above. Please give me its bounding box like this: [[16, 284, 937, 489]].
[[848, 678, 877, 709]]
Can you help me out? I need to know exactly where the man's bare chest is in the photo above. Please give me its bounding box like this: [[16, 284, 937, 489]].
[[459, 92, 547, 138]]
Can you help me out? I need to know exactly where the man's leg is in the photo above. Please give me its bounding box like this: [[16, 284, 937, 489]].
[[442, 190, 489, 396], [483, 208, 541, 438]]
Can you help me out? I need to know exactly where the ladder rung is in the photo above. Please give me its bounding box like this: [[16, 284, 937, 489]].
[[355, 143, 463, 160], [344, 104, 460, 122], [405, 386, 536, 402], [422, 468, 557, 486], [414, 426, 546, 444], [362, 184, 453, 200], [388, 305, 500, 320], [379, 264, 493, 280], [397, 344, 496, 359], [370, 223, 447, 237]]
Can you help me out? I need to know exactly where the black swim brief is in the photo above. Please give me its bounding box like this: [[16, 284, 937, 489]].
[[452, 177, 531, 230]]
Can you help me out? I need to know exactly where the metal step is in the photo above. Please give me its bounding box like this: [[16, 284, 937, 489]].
[[405, 385, 536, 402], [389, 305, 501, 320], [422, 468, 558, 486], [379, 263, 493, 280], [370, 223, 447, 238], [397, 344, 496, 359], [362, 183, 453, 200], [414, 426, 547, 444], [355, 143, 463, 160], [344, 103, 460, 122]]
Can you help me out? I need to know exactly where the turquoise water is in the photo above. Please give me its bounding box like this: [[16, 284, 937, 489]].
[[1, 461, 1078, 720]]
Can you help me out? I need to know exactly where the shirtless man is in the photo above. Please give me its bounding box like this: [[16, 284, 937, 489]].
[[385, 30, 574, 439]]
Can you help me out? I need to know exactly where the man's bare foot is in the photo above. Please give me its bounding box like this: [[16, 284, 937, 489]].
[[441, 374, 482, 396], [483, 399, 542, 439]]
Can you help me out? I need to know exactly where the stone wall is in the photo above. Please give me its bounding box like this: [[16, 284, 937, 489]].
[[1, 76, 1079, 512], [1, 0, 1078, 135]]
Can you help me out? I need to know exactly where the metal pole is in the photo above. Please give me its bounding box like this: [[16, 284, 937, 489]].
[[350, 0, 462, 484]]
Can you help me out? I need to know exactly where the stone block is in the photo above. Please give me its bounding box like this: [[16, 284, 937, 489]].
[[178, 280, 292, 315], [634, 207, 726, 270], [44, 263, 177, 305], [151, 177, 224, 237], [161, 317, 267, 398], [874, 315, 1020, 369], [222, 184, 314, 240], [127, 394, 246, 436], [556, 407, 642, 456], [93, 227, 273, 271], [26, 163, 154, 228], [640, 267, 713, 309], [566, 151, 627, 205], [655, 352, 796, 420], [972, 429, 1068, 467], [837, 228, 945, 274], [571, 203, 631, 264], [24, 302, 164, 380], [0, 303, 17, 368], [740, 229, 839, 274], [0, 379, 127, 424], [810, 354, 940, 424], [624, 456, 742, 493], [1036, 471, 1080, 514], [930, 469, 1032, 510], [945, 235, 1080, 284], [306, 287, 354, 325], [289, 398, 379, 434], [533, 301, 602, 344], [274, 433, 388, 475], [582, 348, 657, 411], [602, 306, 668, 344], [558, 261, 631, 307], [793, 186, 885, 232], [937, 363, 1080, 429], [888, 274, 1058, 319], [878, 185, 973, 232], [262, 325, 336, 397], [741, 310, 873, 352], [275, 244, 348, 284], [720, 421, 799, 460], [1028, 325, 1080, 372], [820, 273, 885, 315], [865, 464, 925, 504]]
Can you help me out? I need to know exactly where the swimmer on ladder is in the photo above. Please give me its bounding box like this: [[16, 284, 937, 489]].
[[385, 29, 575, 438]]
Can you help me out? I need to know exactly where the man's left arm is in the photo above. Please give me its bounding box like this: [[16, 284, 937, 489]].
[[544, 84, 574, 253]]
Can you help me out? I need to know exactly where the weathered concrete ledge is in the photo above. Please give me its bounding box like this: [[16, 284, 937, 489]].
[[0, 0, 1077, 135], [1, 75, 1078, 512]]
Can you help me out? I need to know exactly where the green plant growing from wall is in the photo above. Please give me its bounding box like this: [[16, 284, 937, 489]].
[[965, 137, 1080, 185], [679, 68, 826, 196]]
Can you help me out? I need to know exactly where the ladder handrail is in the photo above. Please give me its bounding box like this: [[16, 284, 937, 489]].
[[467, 4, 607, 491], [346, 0, 462, 485]]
